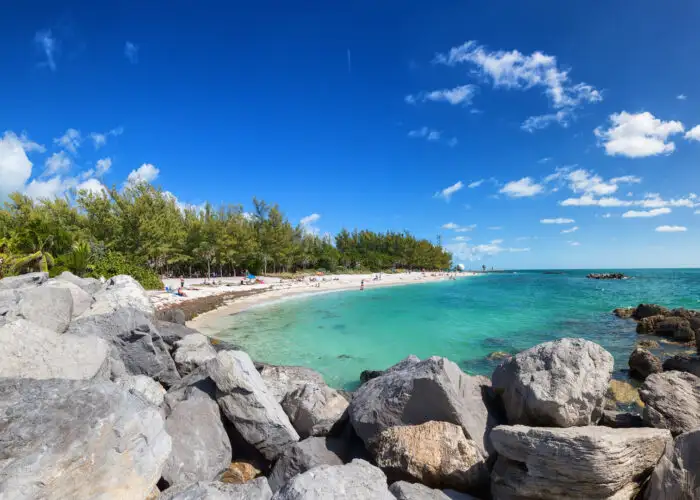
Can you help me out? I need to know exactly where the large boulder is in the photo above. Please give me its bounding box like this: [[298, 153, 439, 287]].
[[281, 383, 349, 438], [0, 319, 109, 380], [490, 424, 671, 499], [645, 428, 700, 500], [258, 363, 326, 403], [10, 285, 73, 333], [373, 421, 487, 493], [158, 307, 187, 325], [67, 307, 181, 387], [208, 350, 299, 460], [45, 278, 93, 317], [612, 307, 634, 319], [636, 315, 666, 334], [81, 274, 155, 318], [654, 317, 695, 341], [271, 459, 394, 500], [662, 354, 700, 377], [0, 271, 47, 290], [599, 410, 645, 429], [349, 356, 498, 456], [0, 378, 171, 499], [56, 270, 102, 294], [162, 396, 232, 487], [633, 304, 671, 320], [116, 374, 167, 407], [628, 347, 662, 380], [360, 355, 421, 385], [158, 320, 200, 347], [389, 482, 479, 500], [159, 478, 272, 500], [492, 338, 613, 427], [639, 370, 700, 435], [173, 333, 218, 376], [268, 437, 347, 492], [163, 365, 218, 416]]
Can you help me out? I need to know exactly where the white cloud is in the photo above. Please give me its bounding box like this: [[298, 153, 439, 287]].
[[76, 178, 107, 195], [24, 176, 76, 200], [567, 169, 619, 196], [16, 132, 45, 153], [499, 177, 544, 198], [34, 30, 57, 71], [95, 158, 112, 177], [594, 112, 685, 158], [442, 222, 459, 230], [610, 175, 642, 184], [541, 218, 575, 224], [54, 128, 82, 154], [300, 213, 321, 235], [445, 239, 530, 261], [125, 42, 139, 64], [126, 163, 159, 186], [538, 157, 552, 164], [569, 241, 581, 246], [622, 207, 672, 218], [0, 132, 34, 199], [455, 225, 476, 232], [521, 110, 570, 132], [561, 226, 579, 234], [468, 179, 484, 188], [637, 193, 697, 208], [435, 181, 464, 201], [677, 94, 687, 101], [454, 236, 471, 242], [90, 127, 124, 149], [560, 195, 633, 207], [684, 125, 700, 142], [424, 85, 477, 105], [44, 151, 72, 176], [656, 225, 687, 233]]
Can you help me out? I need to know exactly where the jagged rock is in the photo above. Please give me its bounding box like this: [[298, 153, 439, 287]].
[[492, 338, 614, 427], [116, 374, 167, 407], [0, 271, 47, 290], [490, 424, 671, 499], [486, 351, 511, 361], [629, 347, 662, 380], [159, 478, 272, 500], [637, 339, 660, 349], [268, 437, 347, 492], [67, 307, 181, 387], [0, 378, 171, 499], [389, 482, 480, 500], [158, 320, 200, 347], [56, 270, 102, 294], [637, 315, 666, 334], [645, 428, 700, 500], [0, 319, 109, 380], [640, 370, 700, 435], [634, 304, 671, 320], [281, 383, 349, 438], [271, 459, 394, 499], [599, 410, 645, 428], [208, 350, 299, 460], [258, 363, 326, 403], [360, 369, 384, 384], [173, 333, 218, 376], [359, 355, 421, 385], [219, 461, 262, 484], [9, 285, 73, 333], [158, 307, 187, 325], [45, 278, 93, 317], [373, 421, 487, 492], [654, 317, 695, 341], [162, 396, 232, 487], [81, 274, 155, 318], [163, 365, 218, 416], [663, 354, 700, 377], [613, 307, 634, 319]]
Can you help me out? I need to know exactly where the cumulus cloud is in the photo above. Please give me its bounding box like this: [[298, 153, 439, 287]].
[[0, 132, 34, 199], [594, 112, 685, 158], [76, 178, 107, 195], [43, 151, 72, 176], [54, 128, 82, 154], [16, 132, 45, 153], [445, 239, 530, 261], [622, 207, 671, 218], [499, 177, 544, 198], [126, 163, 159, 186], [656, 225, 687, 233], [541, 218, 575, 224], [95, 158, 112, 177], [684, 125, 700, 142], [125, 42, 139, 64], [435, 181, 464, 201], [299, 213, 321, 235], [406, 84, 478, 107], [34, 30, 57, 71], [561, 226, 579, 234]]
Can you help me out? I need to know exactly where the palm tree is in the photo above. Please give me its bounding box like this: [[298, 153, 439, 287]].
[[66, 241, 92, 277]]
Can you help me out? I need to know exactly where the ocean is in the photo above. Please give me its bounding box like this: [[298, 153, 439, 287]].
[[213, 269, 700, 389]]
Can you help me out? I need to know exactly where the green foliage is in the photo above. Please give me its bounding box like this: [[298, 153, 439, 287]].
[[89, 251, 163, 290], [65, 241, 92, 277]]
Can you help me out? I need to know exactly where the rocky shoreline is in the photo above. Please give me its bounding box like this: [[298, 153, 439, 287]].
[[1, 271, 699, 499]]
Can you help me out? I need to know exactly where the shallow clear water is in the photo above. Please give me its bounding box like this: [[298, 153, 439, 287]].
[[213, 269, 700, 389]]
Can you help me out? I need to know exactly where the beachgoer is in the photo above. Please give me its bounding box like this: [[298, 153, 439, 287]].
[[180, 276, 185, 288], [176, 287, 187, 297], [360, 279, 365, 291]]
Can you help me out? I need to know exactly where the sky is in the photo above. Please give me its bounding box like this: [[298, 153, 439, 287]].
[[1, 1, 700, 269]]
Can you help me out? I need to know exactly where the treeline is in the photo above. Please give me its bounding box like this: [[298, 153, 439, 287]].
[[0, 183, 452, 287]]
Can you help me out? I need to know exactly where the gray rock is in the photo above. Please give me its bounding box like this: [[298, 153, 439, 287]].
[[640, 370, 700, 435], [492, 338, 614, 427], [663, 354, 700, 377], [258, 363, 326, 403], [271, 459, 394, 500], [655, 317, 695, 341], [158, 307, 187, 325], [10, 285, 73, 333], [174, 333, 218, 376], [491, 424, 671, 499], [158, 320, 201, 346], [281, 383, 349, 438], [0, 271, 47, 290], [56, 270, 102, 294], [0, 319, 109, 380], [68, 307, 181, 387], [268, 437, 347, 492], [629, 347, 662, 380], [645, 428, 700, 500], [45, 278, 93, 317], [208, 350, 299, 460], [389, 482, 479, 500], [0, 378, 171, 499], [164, 365, 218, 416], [162, 396, 232, 487], [159, 478, 272, 500], [81, 274, 155, 318], [350, 356, 498, 457], [360, 355, 421, 385], [599, 410, 644, 428], [116, 374, 167, 407]]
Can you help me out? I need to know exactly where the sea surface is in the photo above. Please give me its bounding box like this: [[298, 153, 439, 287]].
[[213, 269, 700, 389]]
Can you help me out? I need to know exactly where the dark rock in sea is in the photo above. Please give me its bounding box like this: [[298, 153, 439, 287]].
[[613, 307, 634, 319], [337, 354, 352, 359], [636, 339, 660, 349], [640, 371, 700, 436], [645, 428, 700, 500], [586, 273, 626, 280], [670, 307, 699, 320], [486, 351, 511, 361], [268, 437, 347, 492], [633, 303, 671, 320], [636, 314, 666, 334], [360, 369, 384, 384], [628, 347, 662, 381], [599, 410, 644, 428], [654, 317, 695, 341], [663, 354, 700, 377]]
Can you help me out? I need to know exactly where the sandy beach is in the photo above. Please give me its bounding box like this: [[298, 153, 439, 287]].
[[149, 272, 475, 335]]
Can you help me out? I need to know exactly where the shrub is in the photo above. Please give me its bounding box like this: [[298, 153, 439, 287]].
[[89, 251, 163, 290]]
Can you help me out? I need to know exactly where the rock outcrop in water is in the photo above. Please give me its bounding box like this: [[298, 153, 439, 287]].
[[3, 270, 700, 499], [587, 272, 627, 280]]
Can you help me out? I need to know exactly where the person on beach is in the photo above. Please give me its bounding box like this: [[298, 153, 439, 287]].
[[360, 279, 365, 291], [180, 276, 185, 289]]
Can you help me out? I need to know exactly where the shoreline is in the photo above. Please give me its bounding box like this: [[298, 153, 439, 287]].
[[183, 272, 476, 335]]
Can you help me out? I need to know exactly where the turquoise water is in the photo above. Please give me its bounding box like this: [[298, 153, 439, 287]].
[[214, 269, 700, 389]]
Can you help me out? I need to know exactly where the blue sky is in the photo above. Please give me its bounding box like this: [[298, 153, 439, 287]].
[[1, 1, 700, 269]]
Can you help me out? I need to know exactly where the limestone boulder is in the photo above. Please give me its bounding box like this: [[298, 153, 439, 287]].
[[389, 482, 479, 500], [629, 347, 662, 380], [0, 271, 47, 290], [349, 356, 499, 456], [208, 350, 299, 460], [662, 354, 700, 377], [0, 378, 171, 499], [639, 370, 700, 435], [373, 421, 487, 493], [0, 319, 109, 380], [281, 383, 349, 438], [81, 274, 155, 318], [116, 374, 167, 407], [158, 307, 187, 325], [258, 363, 326, 403], [56, 270, 102, 294], [10, 285, 73, 333], [490, 424, 671, 499], [268, 437, 347, 492], [633, 304, 671, 320], [492, 338, 613, 427], [360, 355, 421, 385], [45, 278, 93, 317], [159, 478, 272, 500], [163, 365, 218, 416], [158, 320, 200, 347], [645, 428, 700, 500], [173, 333, 218, 376], [270, 459, 394, 500]]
